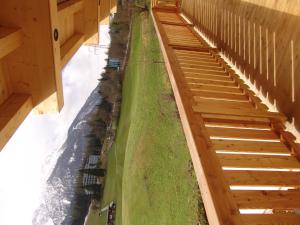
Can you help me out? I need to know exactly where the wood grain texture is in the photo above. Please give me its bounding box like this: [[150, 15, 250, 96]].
[[241, 214, 300, 225], [0, 27, 23, 59], [60, 33, 85, 67], [0, 94, 32, 150], [152, 2, 300, 224], [181, 0, 300, 131], [0, 0, 61, 111]]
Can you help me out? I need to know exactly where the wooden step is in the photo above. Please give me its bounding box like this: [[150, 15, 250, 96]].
[[207, 127, 279, 141], [194, 98, 255, 111], [225, 171, 300, 188], [189, 83, 243, 94], [202, 113, 272, 125], [175, 51, 214, 57], [192, 90, 248, 101], [205, 121, 271, 130], [174, 49, 212, 55], [233, 190, 300, 209], [188, 78, 237, 87], [156, 12, 184, 24], [175, 55, 216, 62], [212, 139, 290, 155], [241, 214, 300, 225], [193, 104, 285, 121], [180, 60, 220, 67], [182, 67, 228, 75], [185, 73, 233, 81], [219, 154, 300, 170], [60, 33, 85, 67]]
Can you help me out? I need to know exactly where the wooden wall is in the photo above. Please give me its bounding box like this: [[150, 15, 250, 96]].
[[0, 0, 99, 150], [0, 0, 62, 111], [181, 0, 300, 131]]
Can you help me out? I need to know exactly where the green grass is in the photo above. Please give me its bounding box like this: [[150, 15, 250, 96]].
[[99, 10, 205, 225]]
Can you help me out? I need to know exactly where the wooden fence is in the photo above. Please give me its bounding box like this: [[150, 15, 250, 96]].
[[181, 0, 300, 131]]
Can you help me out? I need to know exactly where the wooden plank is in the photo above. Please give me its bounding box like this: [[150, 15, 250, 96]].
[[241, 214, 300, 225], [161, 21, 186, 26], [156, 11, 186, 24], [190, 84, 244, 94], [177, 56, 217, 63], [202, 113, 271, 125], [184, 73, 233, 81], [191, 90, 248, 101], [0, 27, 23, 59], [212, 139, 290, 155], [207, 127, 279, 140], [182, 64, 225, 72], [233, 190, 300, 209], [205, 121, 271, 130], [174, 49, 212, 55], [60, 33, 85, 68], [188, 78, 237, 87], [180, 61, 220, 67], [179, 57, 219, 63], [175, 50, 213, 55], [175, 52, 215, 58], [193, 105, 286, 121], [219, 154, 300, 170], [58, 0, 83, 18], [0, 94, 33, 150], [182, 67, 229, 75], [225, 170, 300, 187], [194, 98, 255, 111]]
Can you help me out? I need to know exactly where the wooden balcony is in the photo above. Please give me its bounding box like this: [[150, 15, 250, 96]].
[[0, 0, 115, 150]]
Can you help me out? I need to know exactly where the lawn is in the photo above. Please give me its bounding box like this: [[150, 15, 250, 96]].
[[98, 8, 207, 225]]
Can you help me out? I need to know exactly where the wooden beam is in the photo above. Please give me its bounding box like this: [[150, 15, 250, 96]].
[[58, 0, 83, 18], [60, 33, 85, 68], [0, 27, 23, 59], [49, 0, 64, 112], [0, 94, 33, 150]]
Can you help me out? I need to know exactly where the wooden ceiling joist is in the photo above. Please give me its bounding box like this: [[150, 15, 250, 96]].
[[0, 27, 23, 59]]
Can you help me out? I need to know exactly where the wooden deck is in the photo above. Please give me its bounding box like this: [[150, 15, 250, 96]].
[[151, 3, 300, 225]]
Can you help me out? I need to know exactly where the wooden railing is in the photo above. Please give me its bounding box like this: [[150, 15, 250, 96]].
[[151, 3, 300, 224], [181, 0, 300, 132]]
